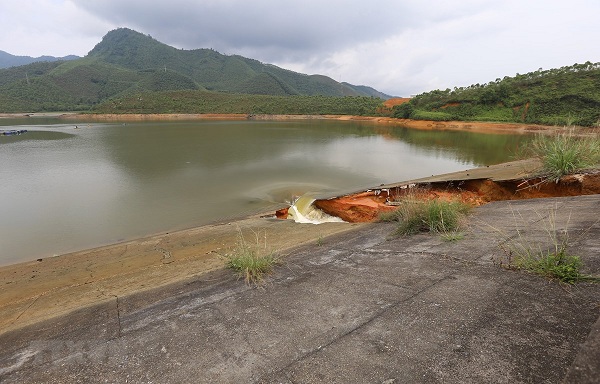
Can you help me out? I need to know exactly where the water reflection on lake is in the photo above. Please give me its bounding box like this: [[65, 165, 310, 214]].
[[0, 119, 530, 265]]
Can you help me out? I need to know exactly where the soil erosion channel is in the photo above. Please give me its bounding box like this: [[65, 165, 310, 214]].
[[278, 158, 600, 222]]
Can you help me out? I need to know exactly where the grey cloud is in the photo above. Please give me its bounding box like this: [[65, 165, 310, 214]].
[[75, 0, 418, 60], [24, 0, 600, 96]]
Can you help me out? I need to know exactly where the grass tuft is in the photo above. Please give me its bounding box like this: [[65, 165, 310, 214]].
[[527, 132, 600, 182], [510, 248, 586, 284], [378, 209, 403, 222], [440, 232, 465, 242], [393, 199, 471, 236], [492, 205, 599, 284], [225, 229, 279, 285], [316, 234, 325, 246]]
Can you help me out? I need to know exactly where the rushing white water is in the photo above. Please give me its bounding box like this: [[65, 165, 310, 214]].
[[286, 195, 345, 224]]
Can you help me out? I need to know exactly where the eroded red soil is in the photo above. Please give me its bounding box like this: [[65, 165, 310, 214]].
[[312, 172, 600, 223]]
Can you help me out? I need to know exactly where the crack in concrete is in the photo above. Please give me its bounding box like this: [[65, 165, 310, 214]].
[[259, 274, 455, 383], [112, 295, 122, 339], [8, 294, 43, 329]]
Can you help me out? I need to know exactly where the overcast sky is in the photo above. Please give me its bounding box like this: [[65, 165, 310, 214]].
[[1, 0, 599, 96]]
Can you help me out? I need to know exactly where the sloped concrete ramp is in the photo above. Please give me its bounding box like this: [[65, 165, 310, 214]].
[[1, 195, 599, 383]]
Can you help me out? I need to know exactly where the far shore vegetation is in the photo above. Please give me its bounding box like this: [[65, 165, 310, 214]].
[[2, 27, 600, 127], [393, 62, 600, 127], [93, 92, 385, 116]]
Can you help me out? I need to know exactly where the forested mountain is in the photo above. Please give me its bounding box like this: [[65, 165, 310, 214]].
[[0, 28, 390, 112], [393, 62, 600, 126], [0, 50, 79, 69]]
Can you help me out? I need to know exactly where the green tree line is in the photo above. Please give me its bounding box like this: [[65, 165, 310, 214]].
[[92, 90, 385, 116], [394, 62, 600, 127]]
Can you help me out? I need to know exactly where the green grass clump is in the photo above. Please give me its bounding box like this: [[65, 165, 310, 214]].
[[393, 199, 471, 236], [316, 234, 325, 246], [440, 232, 465, 242], [494, 205, 599, 284], [378, 209, 403, 222], [511, 249, 586, 284], [409, 110, 454, 121], [528, 133, 600, 181], [225, 230, 279, 285]]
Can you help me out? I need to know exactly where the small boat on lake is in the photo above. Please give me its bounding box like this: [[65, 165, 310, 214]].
[[1, 129, 28, 136]]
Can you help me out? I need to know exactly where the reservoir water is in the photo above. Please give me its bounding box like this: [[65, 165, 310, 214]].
[[0, 119, 529, 265]]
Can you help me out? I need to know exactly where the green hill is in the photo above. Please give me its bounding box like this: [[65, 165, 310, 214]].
[[93, 90, 384, 116], [394, 62, 600, 127], [0, 28, 390, 113], [87, 28, 389, 97]]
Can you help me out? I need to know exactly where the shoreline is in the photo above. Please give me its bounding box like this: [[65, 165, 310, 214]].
[[73, 114, 576, 135], [1, 111, 587, 135]]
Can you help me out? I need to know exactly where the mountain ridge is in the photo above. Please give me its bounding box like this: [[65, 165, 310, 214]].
[[87, 28, 390, 98], [0, 50, 79, 69], [0, 28, 390, 112]]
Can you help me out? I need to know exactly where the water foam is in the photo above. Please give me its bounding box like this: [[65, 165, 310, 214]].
[[287, 195, 345, 224]]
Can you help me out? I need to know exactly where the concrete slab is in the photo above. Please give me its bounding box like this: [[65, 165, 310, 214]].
[[312, 158, 542, 199], [1, 195, 599, 383]]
